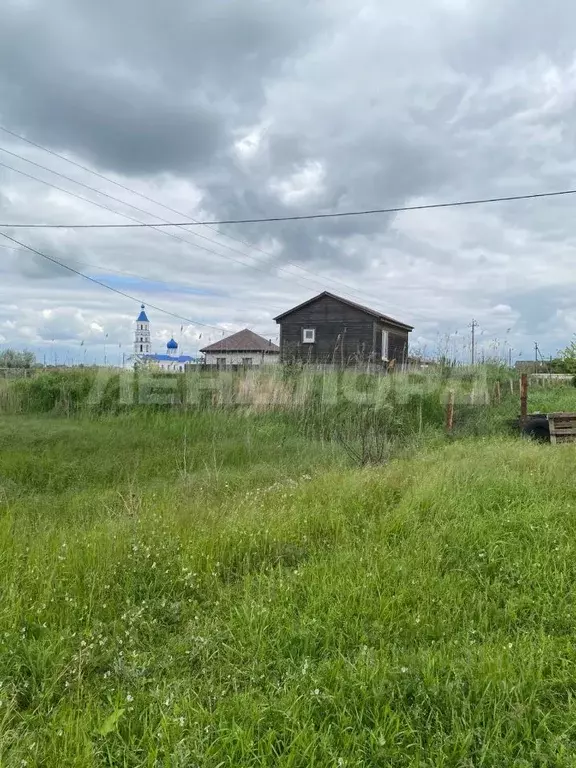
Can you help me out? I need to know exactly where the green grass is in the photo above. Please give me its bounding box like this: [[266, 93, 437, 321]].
[[528, 383, 576, 414], [2, 408, 576, 765]]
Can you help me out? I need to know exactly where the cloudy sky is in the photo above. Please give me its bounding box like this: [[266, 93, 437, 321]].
[[0, 0, 575, 364]]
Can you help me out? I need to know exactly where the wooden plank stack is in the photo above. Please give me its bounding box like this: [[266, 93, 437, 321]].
[[548, 413, 576, 444]]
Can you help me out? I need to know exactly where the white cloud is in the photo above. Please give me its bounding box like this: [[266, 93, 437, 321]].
[[1, 0, 576, 364], [233, 121, 271, 162], [269, 160, 326, 207]]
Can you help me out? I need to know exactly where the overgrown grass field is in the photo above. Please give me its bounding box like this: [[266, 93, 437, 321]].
[[1, 371, 576, 765]]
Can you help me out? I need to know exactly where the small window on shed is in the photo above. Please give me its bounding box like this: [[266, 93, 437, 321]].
[[302, 328, 316, 344]]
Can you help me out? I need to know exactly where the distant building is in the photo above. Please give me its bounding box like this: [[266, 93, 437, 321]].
[[132, 305, 196, 372], [200, 329, 280, 368], [515, 360, 548, 374], [274, 291, 413, 367]]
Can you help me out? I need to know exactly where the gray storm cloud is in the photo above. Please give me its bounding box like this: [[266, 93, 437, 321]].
[[0, 0, 575, 361]]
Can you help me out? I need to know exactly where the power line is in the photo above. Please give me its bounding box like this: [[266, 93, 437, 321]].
[[0, 144, 299, 275], [2, 188, 576, 230], [0, 231, 229, 333], [0, 139, 392, 308], [0, 149, 492, 324], [0, 239, 285, 312], [0, 155, 372, 305], [0, 158, 335, 299], [0, 125, 408, 307]]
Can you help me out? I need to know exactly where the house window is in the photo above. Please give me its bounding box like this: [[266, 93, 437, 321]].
[[242, 357, 253, 367], [381, 330, 389, 361], [302, 328, 316, 344], [140, 344, 143, 352], [216, 357, 226, 370]]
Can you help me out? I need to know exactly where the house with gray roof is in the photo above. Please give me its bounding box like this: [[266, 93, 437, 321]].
[[200, 329, 280, 368]]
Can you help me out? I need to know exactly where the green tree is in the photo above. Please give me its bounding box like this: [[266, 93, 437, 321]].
[[558, 336, 576, 374], [0, 349, 36, 368]]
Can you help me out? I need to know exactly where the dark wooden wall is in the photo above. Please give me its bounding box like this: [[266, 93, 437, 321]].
[[388, 331, 409, 365], [278, 294, 409, 366]]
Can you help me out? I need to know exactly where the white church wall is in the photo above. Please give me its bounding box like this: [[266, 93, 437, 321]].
[[157, 360, 186, 373]]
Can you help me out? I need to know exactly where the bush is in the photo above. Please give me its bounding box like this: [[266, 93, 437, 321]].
[[11, 370, 95, 413]]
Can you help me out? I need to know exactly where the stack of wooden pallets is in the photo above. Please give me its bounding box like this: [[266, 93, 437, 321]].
[[548, 413, 576, 444]]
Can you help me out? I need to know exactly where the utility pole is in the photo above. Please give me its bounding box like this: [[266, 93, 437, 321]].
[[469, 320, 479, 365], [534, 341, 541, 367], [508, 347, 512, 368]]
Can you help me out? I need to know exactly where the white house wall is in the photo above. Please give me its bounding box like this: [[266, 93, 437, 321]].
[[204, 352, 279, 366]]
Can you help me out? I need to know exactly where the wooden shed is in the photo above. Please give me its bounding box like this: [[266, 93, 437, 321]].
[[274, 291, 413, 367]]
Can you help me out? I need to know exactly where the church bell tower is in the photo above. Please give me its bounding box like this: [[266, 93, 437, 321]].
[[134, 305, 151, 355]]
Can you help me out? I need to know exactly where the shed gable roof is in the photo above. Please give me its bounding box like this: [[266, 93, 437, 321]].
[[273, 291, 413, 331], [200, 328, 280, 353]]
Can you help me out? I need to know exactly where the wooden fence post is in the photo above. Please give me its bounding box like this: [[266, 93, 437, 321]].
[[446, 389, 455, 434], [520, 374, 528, 422], [495, 380, 501, 403]]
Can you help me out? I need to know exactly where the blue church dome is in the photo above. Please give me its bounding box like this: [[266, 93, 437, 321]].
[[137, 304, 149, 323], [167, 338, 178, 350]]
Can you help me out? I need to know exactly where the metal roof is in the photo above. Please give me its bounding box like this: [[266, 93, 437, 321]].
[[200, 329, 280, 353], [142, 354, 196, 362], [273, 291, 413, 331]]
